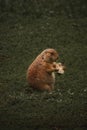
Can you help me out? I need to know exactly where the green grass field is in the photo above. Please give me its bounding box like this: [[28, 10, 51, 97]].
[[0, 1, 87, 130]]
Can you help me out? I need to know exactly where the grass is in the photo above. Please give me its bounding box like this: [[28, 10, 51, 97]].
[[0, 1, 87, 130]]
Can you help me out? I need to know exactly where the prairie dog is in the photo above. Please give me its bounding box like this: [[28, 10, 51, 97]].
[[27, 48, 65, 92]]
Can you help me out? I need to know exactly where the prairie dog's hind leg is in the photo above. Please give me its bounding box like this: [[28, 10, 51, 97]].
[[38, 84, 53, 92]]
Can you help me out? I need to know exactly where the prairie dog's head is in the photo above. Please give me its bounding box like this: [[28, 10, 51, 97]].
[[41, 48, 59, 63], [56, 63, 66, 74]]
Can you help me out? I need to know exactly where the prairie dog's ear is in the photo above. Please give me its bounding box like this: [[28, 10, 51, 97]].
[[41, 53, 48, 61], [42, 54, 46, 60], [42, 55, 45, 60]]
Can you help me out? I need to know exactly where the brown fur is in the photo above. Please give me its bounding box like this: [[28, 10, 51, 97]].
[[26, 48, 65, 92]]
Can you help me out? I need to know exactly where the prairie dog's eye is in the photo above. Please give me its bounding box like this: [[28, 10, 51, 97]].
[[50, 52, 54, 55]]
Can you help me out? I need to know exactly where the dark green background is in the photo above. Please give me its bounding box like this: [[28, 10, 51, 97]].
[[0, 0, 87, 130]]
